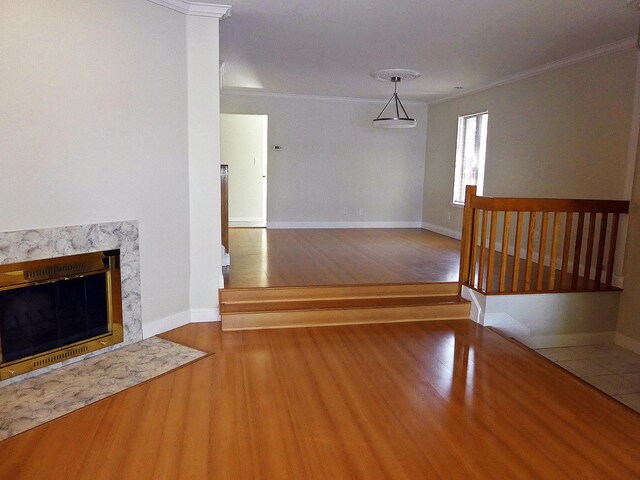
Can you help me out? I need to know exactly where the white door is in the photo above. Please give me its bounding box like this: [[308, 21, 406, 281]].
[[221, 114, 268, 227]]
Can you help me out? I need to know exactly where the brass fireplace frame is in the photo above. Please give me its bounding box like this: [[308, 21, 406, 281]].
[[0, 250, 124, 380]]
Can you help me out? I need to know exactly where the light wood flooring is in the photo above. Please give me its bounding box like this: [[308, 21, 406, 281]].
[[1, 321, 639, 479], [223, 228, 461, 288]]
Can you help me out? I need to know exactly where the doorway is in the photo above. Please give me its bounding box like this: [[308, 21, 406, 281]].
[[221, 114, 268, 227]]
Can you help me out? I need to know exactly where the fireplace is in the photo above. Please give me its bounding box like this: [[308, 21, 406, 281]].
[[0, 250, 123, 380]]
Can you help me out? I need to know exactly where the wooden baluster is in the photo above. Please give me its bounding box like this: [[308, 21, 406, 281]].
[[605, 213, 620, 289], [486, 211, 498, 293], [571, 212, 585, 290], [499, 212, 511, 292], [524, 212, 537, 292], [536, 212, 549, 291], [559, 212, 573, 290], [478, 210, 489, 291], [469, 209, 481, 288], [458, 186, 477, 295], [583, 212, 597, 289], [221, 164, 229, 255], [511, 212, 523, 292], [548, 212, 561, 290], [595, 213, 609, 289]]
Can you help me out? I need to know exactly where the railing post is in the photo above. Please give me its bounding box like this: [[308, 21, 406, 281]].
[[458, 185, 477, 297]]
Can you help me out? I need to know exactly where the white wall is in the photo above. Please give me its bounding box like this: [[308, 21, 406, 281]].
[[221, 93, 427, 227], [423, 48, 637, 234], [465, 289, 621, 348], [186, 14, 223, 321], [0, 1, 192, 325], [221, 114, 267, 223]]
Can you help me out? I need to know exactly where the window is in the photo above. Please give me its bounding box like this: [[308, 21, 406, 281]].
[[453, 111, 488, 205]]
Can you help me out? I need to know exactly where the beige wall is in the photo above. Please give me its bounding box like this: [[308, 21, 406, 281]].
[[222, 94, 427, 226], [0, 1, 191, 325], [423, 48, 637, 235], [618, 134, 640, 343]]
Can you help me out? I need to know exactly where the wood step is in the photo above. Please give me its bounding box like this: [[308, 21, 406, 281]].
[[220, 282, 469, 331], [221, 301, 470, 331], [221, 294, 462, 313], [219, 281, 458, 304]]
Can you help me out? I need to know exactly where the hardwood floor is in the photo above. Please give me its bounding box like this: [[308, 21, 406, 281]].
[[223, 228, 461, 287], [1, 321, 639, 479]]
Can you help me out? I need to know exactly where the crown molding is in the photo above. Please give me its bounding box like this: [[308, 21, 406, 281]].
[[429, 36, 637, 106], [147, 0, 231, 18], [221, 88, 428, 106]]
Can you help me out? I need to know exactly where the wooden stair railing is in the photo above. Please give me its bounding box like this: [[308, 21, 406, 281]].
[[458, 185, 629, 295]]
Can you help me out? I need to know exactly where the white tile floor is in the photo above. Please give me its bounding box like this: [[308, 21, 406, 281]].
[[536, 344, 640, 413]]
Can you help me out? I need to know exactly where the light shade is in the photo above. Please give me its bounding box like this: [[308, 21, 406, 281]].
[[372, 118, 417, 129]]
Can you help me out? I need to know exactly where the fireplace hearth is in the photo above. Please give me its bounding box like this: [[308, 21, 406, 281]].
[[0, 251, 123, 380]]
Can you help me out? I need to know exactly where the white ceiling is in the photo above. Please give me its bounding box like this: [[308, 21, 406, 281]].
[[220, 0, 640, 102]]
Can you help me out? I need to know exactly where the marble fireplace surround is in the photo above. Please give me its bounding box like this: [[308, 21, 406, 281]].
[[0, 221, 142, 387]]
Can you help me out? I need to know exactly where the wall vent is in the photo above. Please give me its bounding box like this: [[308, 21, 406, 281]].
[[25, 263, 88, 281], [32, 346, 90, 368]]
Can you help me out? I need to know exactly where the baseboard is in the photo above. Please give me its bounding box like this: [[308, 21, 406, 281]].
[[230, 217, 265, 227], [266, 221, 422, 229], [461, 285, 484, 324], [230, 217, 263, 222], [421, 222, 462, 240], [230, 222, 265, 227], [615, 332, 640, 355], [142, 310, 192, 338], [221, 245, 230, 267], [520, 331, 615, 349], [483, 312, 531, 339], [142, 308, 220, 338]]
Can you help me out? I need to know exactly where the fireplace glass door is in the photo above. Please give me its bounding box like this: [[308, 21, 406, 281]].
[[0, 273, 109, 363]]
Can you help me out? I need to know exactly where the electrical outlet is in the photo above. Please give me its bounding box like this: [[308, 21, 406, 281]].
[[343, 207, 348, 216], [359, 208, 364, 216], [447, 212, 452, 221]]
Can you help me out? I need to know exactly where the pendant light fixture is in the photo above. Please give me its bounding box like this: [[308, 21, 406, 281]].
[[372, 69, 420, 129]]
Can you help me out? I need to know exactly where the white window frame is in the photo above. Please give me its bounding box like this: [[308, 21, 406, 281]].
[[452, 111, 488, 205]]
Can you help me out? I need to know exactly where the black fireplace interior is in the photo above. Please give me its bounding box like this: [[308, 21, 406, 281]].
[[0, 273, 109, 363]]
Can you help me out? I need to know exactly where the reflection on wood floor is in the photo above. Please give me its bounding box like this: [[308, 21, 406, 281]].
[[223, 228, 461, 288], [2, 321, 639, 479]]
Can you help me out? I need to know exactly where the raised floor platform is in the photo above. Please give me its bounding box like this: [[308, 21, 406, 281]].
[[221, 228, 465, 330], [223, 228, 461, 288]]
